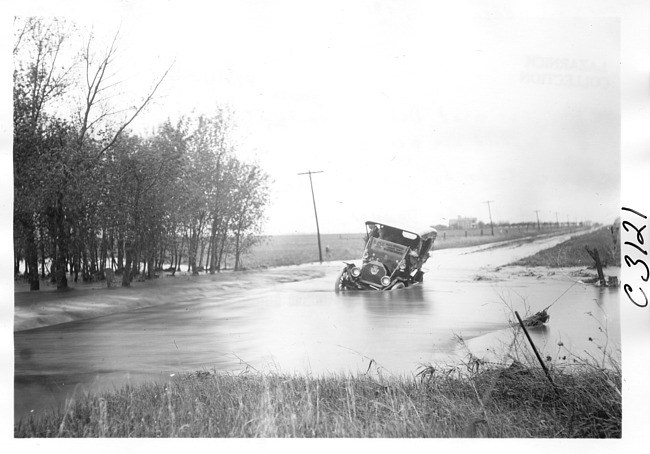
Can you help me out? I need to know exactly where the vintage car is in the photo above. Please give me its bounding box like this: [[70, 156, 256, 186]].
[[335, 221, 437, 291]]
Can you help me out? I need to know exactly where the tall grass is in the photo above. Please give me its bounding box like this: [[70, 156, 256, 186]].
[[15, 358, 620, 438]]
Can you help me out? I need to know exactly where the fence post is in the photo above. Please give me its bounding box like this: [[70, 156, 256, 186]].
[[515, 311, 555, 387]]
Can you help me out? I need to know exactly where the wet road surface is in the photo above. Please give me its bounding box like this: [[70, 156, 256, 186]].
[[14, 232, 620, 420]]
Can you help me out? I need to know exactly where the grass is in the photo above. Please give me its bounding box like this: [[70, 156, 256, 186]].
[[14, 358, 621, 438], [241, 233, 366, 268], [510, 226, 620, 268]]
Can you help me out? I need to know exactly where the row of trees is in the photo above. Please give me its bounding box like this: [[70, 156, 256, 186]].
[[13, 17, 269, 290]]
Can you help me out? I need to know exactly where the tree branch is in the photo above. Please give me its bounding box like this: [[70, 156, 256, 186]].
[[95, 61, 174, 159]]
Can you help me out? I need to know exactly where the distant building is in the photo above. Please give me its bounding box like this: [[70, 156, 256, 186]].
[[449, 216, 477, 230]]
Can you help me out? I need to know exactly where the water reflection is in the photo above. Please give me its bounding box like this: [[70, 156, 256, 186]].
[[594, 286, 608, 307], [339, 286, 431, 315]]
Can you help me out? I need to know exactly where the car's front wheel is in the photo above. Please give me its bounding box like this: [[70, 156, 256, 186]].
[[391, 282, 406, 290], [334, 268, 349, 293]]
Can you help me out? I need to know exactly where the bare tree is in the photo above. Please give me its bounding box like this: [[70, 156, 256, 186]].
[[72, 28, 173, 157]]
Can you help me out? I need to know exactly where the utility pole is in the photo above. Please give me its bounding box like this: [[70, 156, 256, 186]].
[[555, 212, 559, 228], [484, 200, 495, 236], [298, 170, 324, 263], [534, 210, 541, 231]]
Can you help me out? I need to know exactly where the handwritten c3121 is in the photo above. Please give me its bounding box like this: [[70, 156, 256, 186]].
[[622, 207, 648, 308]]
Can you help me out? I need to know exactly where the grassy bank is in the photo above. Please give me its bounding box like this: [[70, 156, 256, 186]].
[[510, 226, 620, 268], [15, 361, 620, 438]]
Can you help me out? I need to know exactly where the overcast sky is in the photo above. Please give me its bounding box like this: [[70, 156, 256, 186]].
[[2, 0, 634, 234]]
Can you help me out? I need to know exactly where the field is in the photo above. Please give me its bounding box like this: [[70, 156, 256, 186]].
[[511, 226, 620, 268], [240, 225, 583, 269], [240, 232, 366, 268]]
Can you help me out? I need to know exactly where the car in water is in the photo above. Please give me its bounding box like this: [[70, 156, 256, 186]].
[[335, 221, 437, 291]]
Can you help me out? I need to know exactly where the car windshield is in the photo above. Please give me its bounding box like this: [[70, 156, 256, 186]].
[[365, 237, 409, 265], [367, 223, 420, 250]]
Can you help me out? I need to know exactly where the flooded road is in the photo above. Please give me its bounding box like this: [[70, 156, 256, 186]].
[[14, 232, 620, 420]]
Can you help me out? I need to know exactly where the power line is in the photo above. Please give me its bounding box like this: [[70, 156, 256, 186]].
[[298, 170, 324, 263]]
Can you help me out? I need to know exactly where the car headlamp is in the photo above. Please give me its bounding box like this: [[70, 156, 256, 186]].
[[381, 276, 391, 287], [350, 267, 361, 278]]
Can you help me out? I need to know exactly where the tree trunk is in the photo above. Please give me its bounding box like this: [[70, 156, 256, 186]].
[[204, 237, 212, 273], [234, 231, 241, 271], [177, 235, 185, 272], [82, 248, 89, 282], [134, 243, 142, 275], [14, 250, 21, 276], [100, 229, 107, 272], [54, 194, 68, 290], [197, 238, 206, 272], [91, 234, 99, 274], [49, 225, 57, 283], [23, 219, 40, 291], [209, 221, 218, 274], [585, 246, 606, 286], [39, 225, 47, 279], [122, 239, 134, 287], [233, 201, 250, 271], [55, 252, 68, 289], [188, 227, 198, 274], [156, 244, 163, 270], [117, 235, 124, 273], [217, 231, 229, 272]]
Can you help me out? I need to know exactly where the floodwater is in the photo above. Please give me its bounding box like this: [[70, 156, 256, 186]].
[[14, 232, 620, 420]]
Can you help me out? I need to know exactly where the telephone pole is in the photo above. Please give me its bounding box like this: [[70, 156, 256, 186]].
[[298, 170, 324, 263], [534, 210, 541, 230], [484, 200, 494, 236]]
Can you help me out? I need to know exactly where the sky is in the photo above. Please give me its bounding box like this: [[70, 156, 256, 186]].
[[0, 0, 640, 236]]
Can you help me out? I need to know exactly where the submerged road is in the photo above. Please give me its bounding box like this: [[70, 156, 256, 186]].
[[14, 231, 620, 419]]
